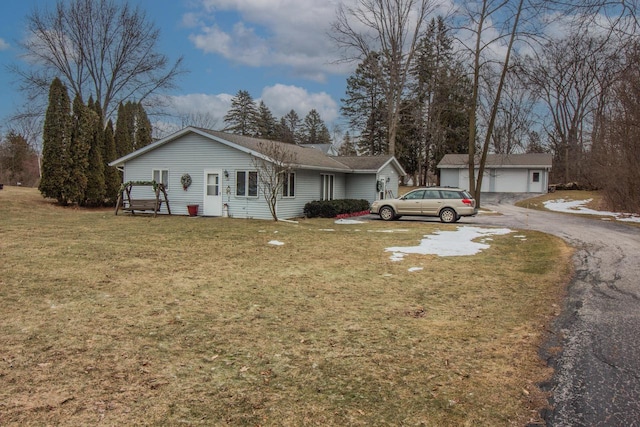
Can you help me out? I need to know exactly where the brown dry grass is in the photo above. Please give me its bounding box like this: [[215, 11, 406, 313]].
[[0, 186, 572, 426]]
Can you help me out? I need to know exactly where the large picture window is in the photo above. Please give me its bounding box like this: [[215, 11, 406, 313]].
[[282, 172, 295, 198], [152, 169, 169, 189], [236, 170, 258, 197], [321, 174, 334, 201]]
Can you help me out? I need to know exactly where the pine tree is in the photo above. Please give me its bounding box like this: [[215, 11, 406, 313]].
[[341, 52, 388, 154], [255, 101, 277, 139], [338, 131, 357, 156], [362, 102, 389, 155], [301, 109, 331, 145], [84, 97, 105, 206], [280, 109, 301, 144], [410, 17, 470, 182], [224, 90, 258, 135], [66, 95, 93, 205], [39, 78, 72, 204], [103, 120, 121, 204]]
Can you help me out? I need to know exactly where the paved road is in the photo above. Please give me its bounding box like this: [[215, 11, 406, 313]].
[[469, 202, 640, 426]]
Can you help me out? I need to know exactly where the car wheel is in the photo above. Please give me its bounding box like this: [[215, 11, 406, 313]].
[[439, 208, 456, 223], [379, 206, 396, 221]]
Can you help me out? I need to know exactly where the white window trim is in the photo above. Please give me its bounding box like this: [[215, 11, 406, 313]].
[[321, 174, 334, 201], [236, 170, 259, 198], [282, 172, 296, 198], [152, 169, 169, 190]]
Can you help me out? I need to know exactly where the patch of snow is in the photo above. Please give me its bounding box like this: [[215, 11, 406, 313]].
[[408, 267, 424, 272], [369, 229, 410, 233], [544, 199, 640, 223], [268, 240, 285, 246], [386, 226, 513, 260], [335, 219, 366, 224], [319, 228, 335, 232]]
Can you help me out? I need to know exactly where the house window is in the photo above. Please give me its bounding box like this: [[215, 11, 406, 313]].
[[152, 169, 169, 189], [532, 172, 540, 183], [207, 173, 219, 196], [236, 170, 258, 197], [321, 174, 334, 201], [282, 172, 295, 198]]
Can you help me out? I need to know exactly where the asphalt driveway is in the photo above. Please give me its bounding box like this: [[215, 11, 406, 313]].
[[470, 201, 640, 426]]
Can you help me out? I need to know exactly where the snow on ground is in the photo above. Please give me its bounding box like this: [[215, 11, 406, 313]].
[[268, 240, 285, 246], [335, 218, 367, 224], [386, 226, 513, 261], [544, 199, 640, 223]]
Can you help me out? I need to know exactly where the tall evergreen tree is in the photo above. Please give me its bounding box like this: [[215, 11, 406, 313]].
[[409, 17, 470, 183], [114, 102, 132, 158], [103, 119, 121, 203], [341, 52, 388, 154], [359, 101, 388, 155], [66, 95, 93, 204], [134, 102, 152, 150], [84, 97, 105, 206], [224, 90, 258, 135], [0, 131, 38, 186], [301, 109, 331, 145], [280, 109, 301, 144], [39, 78, 72, 204], [255, 101, 278, 139], [338, 131, 357, 156]]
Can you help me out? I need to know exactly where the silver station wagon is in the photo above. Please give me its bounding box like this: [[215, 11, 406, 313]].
[[370, 187, 478, 223]]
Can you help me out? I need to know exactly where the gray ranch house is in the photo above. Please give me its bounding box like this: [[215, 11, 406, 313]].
[[109, 127, 405, 219], [438, 153, 552, 193]]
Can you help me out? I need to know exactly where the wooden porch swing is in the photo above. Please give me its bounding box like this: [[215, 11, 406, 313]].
[[114, 181, 171, 217]]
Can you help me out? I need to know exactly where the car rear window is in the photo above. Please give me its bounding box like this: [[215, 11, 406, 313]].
[[440, 190, 465, 199]]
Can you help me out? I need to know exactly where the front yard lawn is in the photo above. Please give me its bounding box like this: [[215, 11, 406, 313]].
[[0, 186, 572, 426]]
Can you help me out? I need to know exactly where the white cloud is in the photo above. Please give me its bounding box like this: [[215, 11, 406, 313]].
[[0, 38, 9, 50], [186, 0, 348, 80], [157, 85, 338, 134], [170, 92, 233, 117], [261, 84, 339, 122]]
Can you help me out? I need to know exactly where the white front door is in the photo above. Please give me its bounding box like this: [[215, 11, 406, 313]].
[[203, 170, 222, 216]]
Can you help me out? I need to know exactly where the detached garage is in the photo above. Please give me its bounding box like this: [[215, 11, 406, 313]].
[[438, 153, 552, 193]]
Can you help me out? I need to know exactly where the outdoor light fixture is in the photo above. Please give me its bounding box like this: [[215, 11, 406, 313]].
[[224, 170, 229, 178]]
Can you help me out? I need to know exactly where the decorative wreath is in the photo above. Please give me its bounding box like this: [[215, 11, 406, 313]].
[[181, 173, 192, 190]]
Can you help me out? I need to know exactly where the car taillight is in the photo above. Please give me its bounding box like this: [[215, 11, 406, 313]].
[[462, 198, 474, 206]]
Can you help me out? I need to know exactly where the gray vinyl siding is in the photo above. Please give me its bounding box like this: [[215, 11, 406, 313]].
[[275, 169, 323, 219], [123, 133, 270, 218], [345, 173, 376, 202], [378, 163, 400, 199], [117, 129, 406, 219]]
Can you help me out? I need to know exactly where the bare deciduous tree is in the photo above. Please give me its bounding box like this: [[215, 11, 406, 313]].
[[331, 0, 439, 156], [12, 0, 184, 123], [456, 0, 530, 205], [520, 33, 624, 183], [252, 141, 298, 221], [179, 111, 219, 130]]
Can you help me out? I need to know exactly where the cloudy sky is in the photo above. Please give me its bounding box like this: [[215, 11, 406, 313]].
[[0, 0, 357, 136], [0, 0, 611, 139]]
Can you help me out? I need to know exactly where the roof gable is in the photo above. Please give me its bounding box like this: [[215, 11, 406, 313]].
[[332, 155, 406, 175]]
